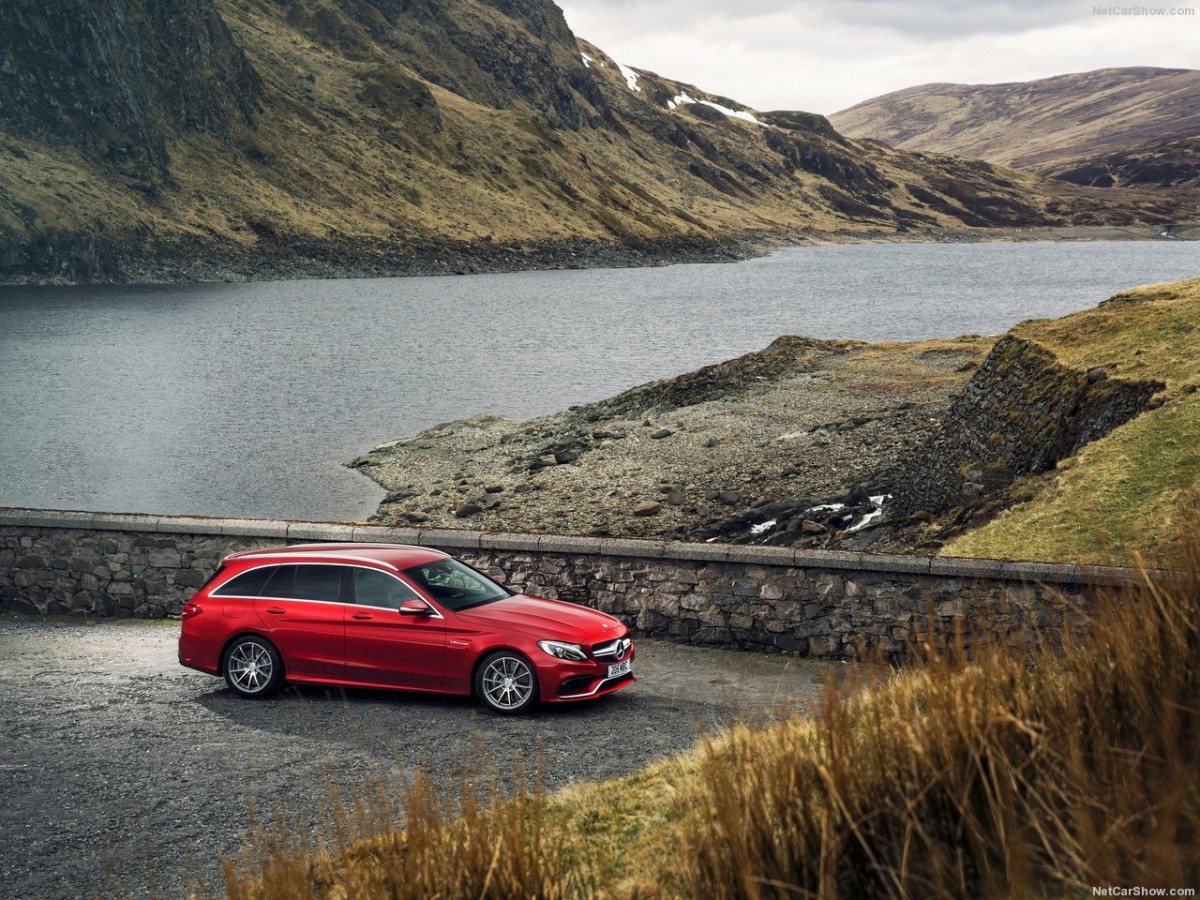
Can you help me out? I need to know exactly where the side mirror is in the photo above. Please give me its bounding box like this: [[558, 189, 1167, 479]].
[[399, 599, 433, 617]]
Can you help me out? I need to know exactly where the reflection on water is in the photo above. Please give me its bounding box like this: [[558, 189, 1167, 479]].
[[1, 240, 1196, 520]]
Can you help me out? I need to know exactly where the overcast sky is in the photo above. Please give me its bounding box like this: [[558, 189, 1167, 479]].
[[559, 0, 1200, 114]]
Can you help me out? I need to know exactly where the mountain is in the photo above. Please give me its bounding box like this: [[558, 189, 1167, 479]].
[[829, 67, 1200, 188], [0, 3, 1189, 284]]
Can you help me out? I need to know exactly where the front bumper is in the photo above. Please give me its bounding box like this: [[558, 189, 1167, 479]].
[[555, 669, 636, 700], [537, 643, 636, 703]]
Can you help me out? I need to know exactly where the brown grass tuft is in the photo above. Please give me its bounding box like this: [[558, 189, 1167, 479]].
[[220, 749, 589, 900]]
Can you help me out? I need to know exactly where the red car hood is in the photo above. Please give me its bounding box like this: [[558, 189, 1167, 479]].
[[455, 594, 624, 642]]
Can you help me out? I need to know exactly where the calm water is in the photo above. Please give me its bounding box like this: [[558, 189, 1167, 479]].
[[1, 241, 1196, 521]]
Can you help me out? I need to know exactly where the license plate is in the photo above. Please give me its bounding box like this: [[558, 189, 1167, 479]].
[[607, 659, 632, 678]]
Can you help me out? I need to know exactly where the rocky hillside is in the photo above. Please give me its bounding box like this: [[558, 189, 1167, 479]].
[[0, 1, 1187, 283], [830, 67, 1200, 191], [1052, 135, 1200, 190]]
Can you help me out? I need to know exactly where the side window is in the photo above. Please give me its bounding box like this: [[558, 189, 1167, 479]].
[[260, 565, 296, 599], [212, 565, 277, 598], [353, 568, 422, 610], [291, 565, 347, 603]]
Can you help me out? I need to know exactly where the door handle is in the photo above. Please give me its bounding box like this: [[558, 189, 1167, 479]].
[[264, 607, 286, 615], [352, 613, 373, 620]]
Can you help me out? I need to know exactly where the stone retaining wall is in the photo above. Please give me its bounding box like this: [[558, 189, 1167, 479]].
[[0, 508, 1137, 658]]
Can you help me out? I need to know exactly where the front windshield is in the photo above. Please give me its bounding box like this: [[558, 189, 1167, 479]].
[[402, 558, 512, 611]]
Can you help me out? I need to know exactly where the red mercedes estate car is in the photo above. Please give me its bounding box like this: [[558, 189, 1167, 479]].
[[178, 543, 634, 714]]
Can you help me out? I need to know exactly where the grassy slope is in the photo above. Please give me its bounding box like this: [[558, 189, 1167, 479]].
[[944, 277, 1200, 564], [1, 1, 1191, 274]]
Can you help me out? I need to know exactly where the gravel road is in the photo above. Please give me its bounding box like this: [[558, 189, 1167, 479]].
[[0, 615, 847, 899]]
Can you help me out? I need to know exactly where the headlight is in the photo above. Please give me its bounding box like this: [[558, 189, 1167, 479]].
[[537, 640, 588, 661]]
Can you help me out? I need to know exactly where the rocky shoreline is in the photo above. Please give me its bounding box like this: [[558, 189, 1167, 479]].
[[0, 230, 785, 286], [353, 274, 1183, 557], [4, 223, 1191, 286], [351, 333, 996, 553]]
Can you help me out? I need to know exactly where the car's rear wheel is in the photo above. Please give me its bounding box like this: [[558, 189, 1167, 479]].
[[476, 651, 538, 714], [223, 636, 283, 698]]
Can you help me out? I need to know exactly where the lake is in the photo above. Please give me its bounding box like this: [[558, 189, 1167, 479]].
[[1, 240, 1196, 521]]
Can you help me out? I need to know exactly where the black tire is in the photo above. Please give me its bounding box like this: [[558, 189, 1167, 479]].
[[223, 635, 284, 699], [474, 650, 539, 715]]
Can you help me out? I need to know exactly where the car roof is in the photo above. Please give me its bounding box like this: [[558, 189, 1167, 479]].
[[223, 543, 449, 573]]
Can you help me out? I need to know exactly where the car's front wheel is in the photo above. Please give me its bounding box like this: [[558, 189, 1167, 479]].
[[223, 635, 283, 698], [475, 651, 538, 714]]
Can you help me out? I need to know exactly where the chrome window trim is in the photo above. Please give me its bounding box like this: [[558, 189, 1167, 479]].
[[211, 562, 445, 619], [214, 561, 346, 602], [250, 595, 345, 608], [251, 595, 444, 619], [258, 563, 348, 604], [343, 600, 445, 620]]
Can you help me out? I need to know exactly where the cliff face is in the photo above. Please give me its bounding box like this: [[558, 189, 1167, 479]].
[[278, 0, 605, 129], [894, 335, 1164, 518], [0, 0, 260, 176]]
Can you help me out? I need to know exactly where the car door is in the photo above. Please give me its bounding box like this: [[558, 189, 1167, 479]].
[[254, 564, 347, 678], [343, 566, 446, 688]]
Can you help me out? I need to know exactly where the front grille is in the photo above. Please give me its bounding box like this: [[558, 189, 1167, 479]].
[[593, 636, 631, 661]]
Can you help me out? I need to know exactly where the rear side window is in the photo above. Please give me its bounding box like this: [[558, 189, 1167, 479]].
[[212, 565, 277, 598], [293, 565, 347, 602], [261, 565, 294, 598], [261, 565, 346, 603]]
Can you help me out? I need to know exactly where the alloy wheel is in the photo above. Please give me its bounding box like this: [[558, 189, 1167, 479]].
[[479, 654, 536, 712], [225, 639, 279, 696]]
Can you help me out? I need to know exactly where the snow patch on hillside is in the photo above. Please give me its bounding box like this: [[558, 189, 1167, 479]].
[[666, 91, 766, 126]]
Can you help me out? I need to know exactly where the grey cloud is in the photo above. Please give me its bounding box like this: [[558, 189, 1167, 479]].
[[830, 0, 1088, 38], [565, 0, 1105, 40]]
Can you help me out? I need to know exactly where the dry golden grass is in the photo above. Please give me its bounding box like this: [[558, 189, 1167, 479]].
[[217, 524, 1200, 899], [1015, 277, 1200, 394], [677, 557, 1200, 897], [845, 335, 994, 396]]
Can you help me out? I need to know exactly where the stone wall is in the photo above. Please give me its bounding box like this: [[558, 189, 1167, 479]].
[[0, 508, 1136, 659], [895, 334, 1163, 517]]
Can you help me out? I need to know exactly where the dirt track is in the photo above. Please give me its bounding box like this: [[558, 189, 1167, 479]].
[[0, 615, 847, 899]]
